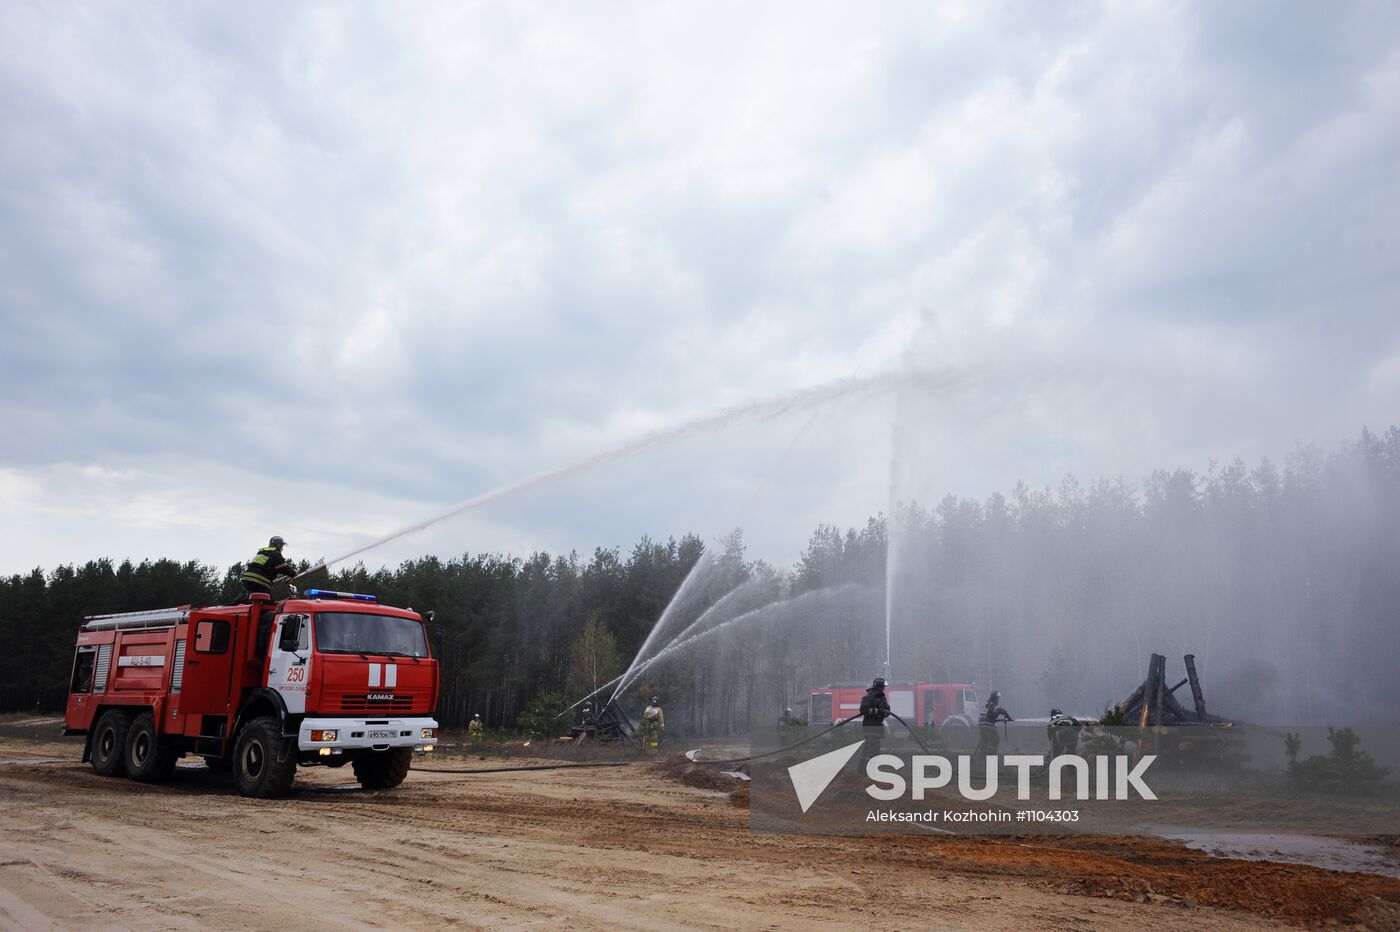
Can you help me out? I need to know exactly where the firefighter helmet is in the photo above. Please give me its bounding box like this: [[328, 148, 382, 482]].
[[269, 535, 286, 548], [872, 677, 886, 689]]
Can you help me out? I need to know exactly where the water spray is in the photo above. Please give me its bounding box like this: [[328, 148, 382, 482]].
[[294, 369, 927, 580], [607, 574, 774, 707], [557, 673, 628, 718], [605, 366, 887, 706], [612, 584, 866, 699], [602, 550, 719, 705]]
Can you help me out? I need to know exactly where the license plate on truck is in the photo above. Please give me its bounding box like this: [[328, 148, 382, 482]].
[[367, 730, 397, 739]]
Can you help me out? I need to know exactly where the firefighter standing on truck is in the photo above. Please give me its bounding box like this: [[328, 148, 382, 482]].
[[641, 697, 664, 750], [240, 536, 295, 599]]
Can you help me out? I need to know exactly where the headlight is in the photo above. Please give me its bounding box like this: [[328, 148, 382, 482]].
[[420, 727, 438, 739], [310, 729, 338, 742]]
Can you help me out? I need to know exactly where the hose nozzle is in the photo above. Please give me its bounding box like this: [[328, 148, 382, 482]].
[[294, 561, 328, 581]]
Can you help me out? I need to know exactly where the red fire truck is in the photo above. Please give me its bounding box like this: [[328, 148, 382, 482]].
[[63, 588, 439, 798], [808, 682, 981, 745]]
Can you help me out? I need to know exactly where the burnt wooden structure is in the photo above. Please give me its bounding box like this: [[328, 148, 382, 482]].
[[1120, 653, 1228, 726], [569, 698, 637, 742]]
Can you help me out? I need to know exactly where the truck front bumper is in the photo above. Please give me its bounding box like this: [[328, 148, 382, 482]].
[[297, 716, 439, 753]]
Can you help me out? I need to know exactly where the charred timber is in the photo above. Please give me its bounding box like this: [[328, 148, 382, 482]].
[[1120, 652, 1229, 726]]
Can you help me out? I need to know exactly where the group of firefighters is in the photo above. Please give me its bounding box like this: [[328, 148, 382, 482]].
[[856, 676, 1082, 756]]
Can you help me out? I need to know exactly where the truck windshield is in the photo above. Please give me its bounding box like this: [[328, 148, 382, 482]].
[[313, 612, 429, 658]]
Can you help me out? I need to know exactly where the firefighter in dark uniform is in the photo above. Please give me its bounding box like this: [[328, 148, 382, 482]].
[[975, 690, 1013, 757], [859, 677, 891, 764], [1047, 708, 1081, 757], [240, 536, 295, 599]]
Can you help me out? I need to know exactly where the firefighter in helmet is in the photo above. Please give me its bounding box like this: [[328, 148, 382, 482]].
[[641, 697, 665, 751], [468, 714, 484, 740], [240, 536, 295, 600], [859, 676, 891, 763], [778, 706, 805, 743], [975, 690, 1013, 757], [1047, 708, 1081, 757]]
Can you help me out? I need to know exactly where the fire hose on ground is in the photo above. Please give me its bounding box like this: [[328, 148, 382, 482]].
[[410, 714, 871, 776], [411, 711, 942, 777], [680, 709, 936, 767], [412, 760, 641, 775]]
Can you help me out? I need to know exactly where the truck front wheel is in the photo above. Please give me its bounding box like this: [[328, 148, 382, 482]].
[[91, 710, 133, 777], [126, 712, 179, 783], [352, 748, 412, 790], [233, 716, 297, 798], [940, 714, 974, 751]]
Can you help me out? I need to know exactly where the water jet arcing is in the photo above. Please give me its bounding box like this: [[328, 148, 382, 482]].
[[612, 584, 869, 699], [297, 369, 933, 579], [612, 575, 775, 701]]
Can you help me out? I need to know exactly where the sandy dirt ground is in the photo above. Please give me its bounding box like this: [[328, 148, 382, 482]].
[[1, 732, 1398, 930]]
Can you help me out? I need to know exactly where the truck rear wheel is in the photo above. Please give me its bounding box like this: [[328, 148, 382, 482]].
[[233, 716, 296, 798], [352, 748, 412, 790], [940, 714, 974, 751], [91, 710, 133, 777], [125, 712, 179, 783]]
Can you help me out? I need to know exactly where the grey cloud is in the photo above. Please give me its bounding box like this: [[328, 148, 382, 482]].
[[2, 3, 1398, 574]]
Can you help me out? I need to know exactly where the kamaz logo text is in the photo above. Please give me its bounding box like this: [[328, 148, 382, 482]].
[[367, 693, 396, 701]]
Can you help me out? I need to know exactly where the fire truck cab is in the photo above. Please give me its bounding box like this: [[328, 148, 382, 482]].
[[63, 589, 440, 798]]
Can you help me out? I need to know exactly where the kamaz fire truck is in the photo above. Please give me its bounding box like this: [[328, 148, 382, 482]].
[[63, 588, 439, 798]]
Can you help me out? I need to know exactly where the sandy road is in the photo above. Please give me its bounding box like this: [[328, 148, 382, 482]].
[[0, 742, 1395, 930]]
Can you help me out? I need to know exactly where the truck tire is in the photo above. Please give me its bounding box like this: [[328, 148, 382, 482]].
[[233, 716, 296, 798], [940, 714, 974, 751], [352, 748, 412, 790], [91, 710, 133, 777], [125, 712, 179, 783]]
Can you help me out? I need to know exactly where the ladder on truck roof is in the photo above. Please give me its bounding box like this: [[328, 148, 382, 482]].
[[82, 607, 190, 632]]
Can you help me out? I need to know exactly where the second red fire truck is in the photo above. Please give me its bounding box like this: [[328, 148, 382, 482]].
[[808, 681, 982, 745], [63, 588, 439, 798]]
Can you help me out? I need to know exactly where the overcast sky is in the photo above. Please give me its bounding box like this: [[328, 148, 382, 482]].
[[2, 2, 1398, 576]]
